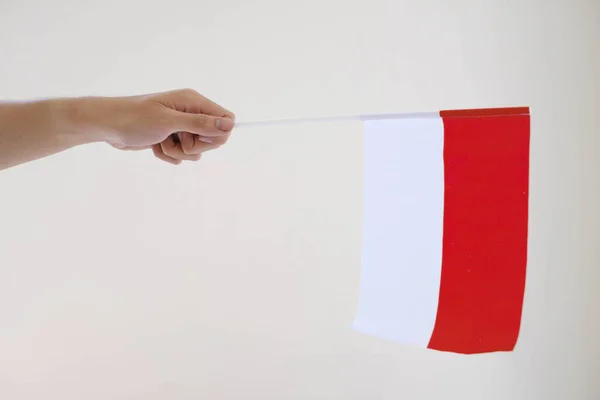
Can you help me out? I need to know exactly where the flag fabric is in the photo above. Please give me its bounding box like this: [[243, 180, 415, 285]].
[[352, 107, 530, 354]]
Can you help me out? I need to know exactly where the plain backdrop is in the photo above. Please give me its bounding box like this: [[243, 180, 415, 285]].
[[0, 0, 598, 399]]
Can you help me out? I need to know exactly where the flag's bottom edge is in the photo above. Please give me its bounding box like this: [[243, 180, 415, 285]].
[[349, 322, 517, 355]]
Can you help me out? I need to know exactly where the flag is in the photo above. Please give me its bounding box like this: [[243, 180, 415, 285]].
[[352, 107, 530, 354]]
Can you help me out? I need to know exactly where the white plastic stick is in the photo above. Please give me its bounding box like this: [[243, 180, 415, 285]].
[[234, 111, 439, 128]]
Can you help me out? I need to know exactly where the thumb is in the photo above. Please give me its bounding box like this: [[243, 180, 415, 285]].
[[168, 110, 235, 137]]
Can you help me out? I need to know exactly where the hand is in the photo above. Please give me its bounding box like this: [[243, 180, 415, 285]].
[[100, 88, 235, 165]]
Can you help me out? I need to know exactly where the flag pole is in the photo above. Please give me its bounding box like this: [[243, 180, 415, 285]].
[[234, 111, 440, 128]]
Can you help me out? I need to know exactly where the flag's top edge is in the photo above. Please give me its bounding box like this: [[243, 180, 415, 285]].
[[439, 107, 530, 118], [235, 107, 530, 128], [360, 107, 530, 121]]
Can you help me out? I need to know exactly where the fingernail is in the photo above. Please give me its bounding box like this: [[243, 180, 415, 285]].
[[198, 136, 213, 144], [215, 117, 234, 132]]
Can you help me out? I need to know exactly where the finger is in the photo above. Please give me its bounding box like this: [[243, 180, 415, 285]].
[[179, 132, 226, 155], [180, 89, 235, 119], [189, 132, 231, 146], [203, 132, 231, 146], [152, 144, 181, 165], [111, 144, 153, 151], [160, 134, 202, 161], [168, 110, 235, 137]]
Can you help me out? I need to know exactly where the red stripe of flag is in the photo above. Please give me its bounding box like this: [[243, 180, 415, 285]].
[[426, 111, 530, 354]]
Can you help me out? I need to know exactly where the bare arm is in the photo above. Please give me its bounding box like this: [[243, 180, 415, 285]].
[[0, 89, 235, 171], [0, 98, 100, 170]]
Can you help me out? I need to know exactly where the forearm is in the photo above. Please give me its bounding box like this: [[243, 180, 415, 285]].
[[0, 98, 102, 170]]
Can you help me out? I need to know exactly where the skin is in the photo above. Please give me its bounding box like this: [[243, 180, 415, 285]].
[[0, 88, 235, 170]]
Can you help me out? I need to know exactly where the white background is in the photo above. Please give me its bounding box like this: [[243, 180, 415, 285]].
[[0, 0, 598, 398]]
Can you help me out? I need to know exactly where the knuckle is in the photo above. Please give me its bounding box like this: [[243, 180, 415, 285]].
[[181, 142, 194, 155], [161, 143, 175, 157], [179, 133, 193, 154], [214, 134, 230, 145], [194, 114, 209, 127], [181, 88, 199, 97], [181, 144, 191, 155], [161, 148, 173, 158]]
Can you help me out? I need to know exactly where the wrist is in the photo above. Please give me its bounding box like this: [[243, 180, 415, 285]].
[[46, 97, 115, 145]]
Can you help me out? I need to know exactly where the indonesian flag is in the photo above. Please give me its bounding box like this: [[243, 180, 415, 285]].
[[352, 107, 530, 354]]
